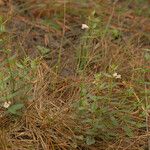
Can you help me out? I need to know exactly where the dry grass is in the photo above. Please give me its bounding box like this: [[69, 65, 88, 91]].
[[0, 0, 150, 149]]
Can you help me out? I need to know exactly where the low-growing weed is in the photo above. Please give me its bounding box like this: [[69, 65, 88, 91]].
[[73, 70, 147, 145], [0, 17, 39, 115], [0, 50, 39, 115]]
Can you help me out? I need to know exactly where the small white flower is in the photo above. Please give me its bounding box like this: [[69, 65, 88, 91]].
[[113, 72, 118, 77], [3, 101, 11, 108], [115, 74, 121, 79], [113, 72, 121, 79], [81, 24, 89, 29]]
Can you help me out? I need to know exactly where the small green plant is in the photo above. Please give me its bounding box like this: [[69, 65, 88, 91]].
[[0, 16, 6, 33], [73, 69, 146, 145], [111, 29, 122, 40], [0, 16, 40, 115], [74, 82, 118, 145], [0, 49, 39, 115], [76, 11, 103, 73], [37, 45, 51, 57]]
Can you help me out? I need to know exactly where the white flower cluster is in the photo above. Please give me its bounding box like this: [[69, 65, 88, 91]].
[[81, 24, 89, 29], [113, 72, 121, 79], [3, 101, 11, 108]]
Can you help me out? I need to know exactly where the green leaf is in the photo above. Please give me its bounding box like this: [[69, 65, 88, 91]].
[[91, 102, 98, 112], [0, 55, 16, 67], [31, 60, 38, 69], [124, 126, 133, 137], [111, 29, 121, 39], [0, 39, 4, 44], [42, 19, 61, 30], [37, 46, 50, 55], [7, 103, 24, 115], [110, 115, 118, 126], [0, 16, 3, 23], [16, 62, 24, 69], [0, 25, 5, 33], [88, 94, 99, 101], [145, 53, 150, 60], [86, 136, 95, 145]]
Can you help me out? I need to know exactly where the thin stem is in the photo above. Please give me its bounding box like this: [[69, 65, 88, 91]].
[[57, 0, 66, 73]]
